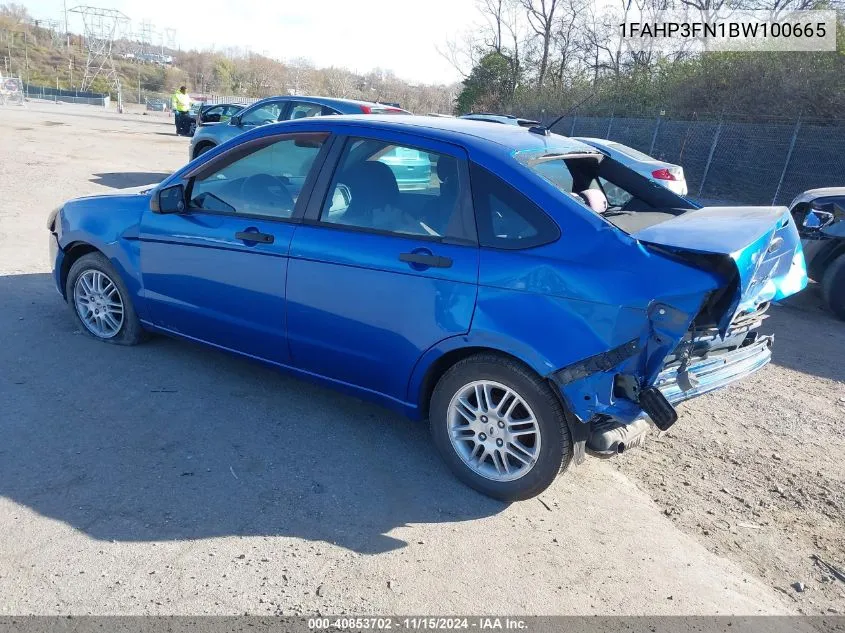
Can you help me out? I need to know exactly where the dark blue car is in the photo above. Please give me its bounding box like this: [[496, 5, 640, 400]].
[[47, 116, 807, 500]]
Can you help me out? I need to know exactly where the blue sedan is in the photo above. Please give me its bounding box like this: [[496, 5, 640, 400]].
[[47, 116, 807, 500]]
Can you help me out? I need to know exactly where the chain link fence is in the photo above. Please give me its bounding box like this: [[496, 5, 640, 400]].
[[22, 83, 110, 107], [547, 113, 845, 206]]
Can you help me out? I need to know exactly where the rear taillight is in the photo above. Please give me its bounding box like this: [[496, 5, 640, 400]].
[[651, 168, 679, 181], [360, 105, 372, 114]]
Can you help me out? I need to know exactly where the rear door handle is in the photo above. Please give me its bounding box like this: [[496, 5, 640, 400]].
[[235, 231, 274, 244], [399, 252, 453, 268]]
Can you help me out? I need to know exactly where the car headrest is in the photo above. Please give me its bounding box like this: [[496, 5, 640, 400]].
[[343, 161, 399, 211], [577, 189, 608, 214]]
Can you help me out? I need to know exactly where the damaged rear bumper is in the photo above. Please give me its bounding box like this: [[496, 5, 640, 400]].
[[555, 331, 774, 459], [655, 333, 773, 405]]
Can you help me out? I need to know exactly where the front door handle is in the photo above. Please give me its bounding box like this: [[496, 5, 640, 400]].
[[235, 230, 274, 244], [399, 252, 453, 268]]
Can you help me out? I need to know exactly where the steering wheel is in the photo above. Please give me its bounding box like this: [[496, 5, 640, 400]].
[[238, 173, 295, 215]]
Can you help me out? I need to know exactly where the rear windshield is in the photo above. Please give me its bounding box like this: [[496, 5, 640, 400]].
[[516, 150, 696, 234]]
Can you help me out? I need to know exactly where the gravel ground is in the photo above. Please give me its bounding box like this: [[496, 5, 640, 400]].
[[0, 102, 842, 616]]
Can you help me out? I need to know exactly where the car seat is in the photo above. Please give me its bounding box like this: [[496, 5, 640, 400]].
[[420, 156, 460, 235], [576, 188, 609, 214], [339, 161, 400, 226]]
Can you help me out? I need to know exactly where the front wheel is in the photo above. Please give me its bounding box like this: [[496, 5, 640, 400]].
[[66, 252, 147, 345], [193, 143, 214, 159], [429, 354, 573, 501], [821, 253, 845, 321]]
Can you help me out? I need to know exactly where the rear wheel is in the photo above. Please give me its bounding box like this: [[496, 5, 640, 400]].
[[821, 253, 845, 321], [66, 253, 147, 345], [429, 354, 573, 501]]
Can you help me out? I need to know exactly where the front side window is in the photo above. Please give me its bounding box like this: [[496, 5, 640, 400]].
[[240, 101, 284, 126], [189, 134, 326, 219], [319, 138, 472, 241]]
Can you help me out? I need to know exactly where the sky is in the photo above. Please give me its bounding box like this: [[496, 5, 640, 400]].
[[23, 0, 481, 84]]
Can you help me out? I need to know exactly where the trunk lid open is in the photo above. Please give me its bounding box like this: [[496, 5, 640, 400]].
[[633, 206, 807, 330]]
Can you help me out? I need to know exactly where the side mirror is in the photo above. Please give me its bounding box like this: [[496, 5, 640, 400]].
[[803, 207, 835, 229], [151, 184, 187, 214], [230, 114, 242, 126]]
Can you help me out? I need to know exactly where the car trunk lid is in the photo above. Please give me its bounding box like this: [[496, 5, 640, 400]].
[[632, 206, 807, 332]]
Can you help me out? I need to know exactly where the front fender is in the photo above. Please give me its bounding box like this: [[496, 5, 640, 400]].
[[57, 194, 149, 320]]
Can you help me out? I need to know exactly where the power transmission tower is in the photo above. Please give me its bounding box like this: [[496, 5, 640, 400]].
[[43, 19, 65, 48], [139, 20, 155, 58], [69, 5, 128, 102]]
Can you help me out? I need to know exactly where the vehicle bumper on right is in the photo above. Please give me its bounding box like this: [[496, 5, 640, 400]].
[[654, 331, 772, 405]]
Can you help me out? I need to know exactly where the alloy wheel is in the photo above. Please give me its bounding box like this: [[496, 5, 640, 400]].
[[73, 269, 125, 339], [447, 380, 541, 482]]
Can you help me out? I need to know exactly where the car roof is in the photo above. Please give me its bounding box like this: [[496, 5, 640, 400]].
[[459, 113, 540, 125], [248, 95, 409, 113], [799, 186, 845, 198], [266, 114, 600, 155]]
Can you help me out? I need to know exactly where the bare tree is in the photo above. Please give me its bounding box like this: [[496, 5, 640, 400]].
[[435, 31, 481, 79], [550, 0, 586, 87], [318, 66, 356, 98], [521, 0, 560, 86]]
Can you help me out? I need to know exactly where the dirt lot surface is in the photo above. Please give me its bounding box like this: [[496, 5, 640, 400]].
[[0, 102, 843, 616]]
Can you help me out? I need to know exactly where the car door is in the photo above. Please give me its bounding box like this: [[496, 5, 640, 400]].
[[139, 131, 331, 364], [286, 132, 479, 402]]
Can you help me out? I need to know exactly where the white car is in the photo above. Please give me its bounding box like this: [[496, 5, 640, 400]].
[[574, 138, 688, 196]]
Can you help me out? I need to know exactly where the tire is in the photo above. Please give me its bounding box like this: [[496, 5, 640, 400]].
[[429, 353, 573, 502], [821, 253, 845, 321], [194, 143, 214, 159], [65, 252, 147, 346]]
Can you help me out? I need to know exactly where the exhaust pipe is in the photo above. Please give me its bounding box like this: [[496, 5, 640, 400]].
[[586, 417, 650, 457]]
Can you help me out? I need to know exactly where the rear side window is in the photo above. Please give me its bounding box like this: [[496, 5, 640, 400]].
[[470, 163, 560, 249]]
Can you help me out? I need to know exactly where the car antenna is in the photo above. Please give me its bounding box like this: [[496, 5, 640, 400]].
[[528, 92, 598, 136]]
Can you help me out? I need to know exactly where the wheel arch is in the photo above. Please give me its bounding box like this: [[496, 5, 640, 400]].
[[192, 141, 216, 159], [60, 242, 103, 299], [410, 336, 556, 421], [814, 239, 845, 280]]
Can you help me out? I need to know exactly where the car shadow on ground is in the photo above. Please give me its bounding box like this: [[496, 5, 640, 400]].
[[90, 172, 172, 189], [768, 283, 845, 383], [0, 273, 503, 555]]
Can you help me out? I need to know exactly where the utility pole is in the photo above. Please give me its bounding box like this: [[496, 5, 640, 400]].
[[64, 0, 70, 48], [24, 29, 29, 85]]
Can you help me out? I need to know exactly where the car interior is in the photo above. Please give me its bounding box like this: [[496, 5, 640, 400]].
[[323, 141, 468, 240], [188, 138, 324, 218], [528, 153, 697, 233]]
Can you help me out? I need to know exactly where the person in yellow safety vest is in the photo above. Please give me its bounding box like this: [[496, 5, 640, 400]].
[[170, 86, 191, 136]]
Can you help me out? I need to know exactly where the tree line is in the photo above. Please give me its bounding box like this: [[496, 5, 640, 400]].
[[446, 0, 845, 122]]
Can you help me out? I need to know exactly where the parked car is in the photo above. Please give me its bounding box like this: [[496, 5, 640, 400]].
[[145, 98, 167, 112], [789, 187, 845, 319], [186, 102, 245, 137], [458, 112, 540, 127], [574, 138, 688, 196], [47, 116, 807, 501], [189, 95, 409, 160]]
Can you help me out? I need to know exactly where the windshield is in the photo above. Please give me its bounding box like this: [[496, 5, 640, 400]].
[[516, 150, 696, 233]]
